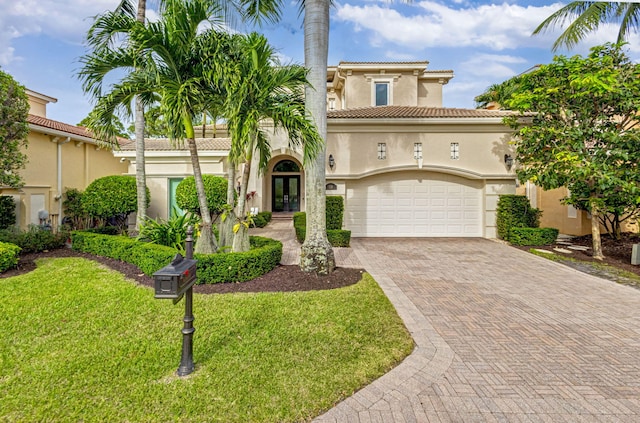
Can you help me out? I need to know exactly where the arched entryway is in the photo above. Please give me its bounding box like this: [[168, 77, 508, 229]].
[[271, 159, 301, 212]]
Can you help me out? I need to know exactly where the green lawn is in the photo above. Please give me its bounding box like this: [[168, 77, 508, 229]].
[[0, 257, 413, 422]]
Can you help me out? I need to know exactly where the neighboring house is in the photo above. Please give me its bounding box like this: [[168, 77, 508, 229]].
[[116, 61, 520, 238], [0, 89, 127, 231]]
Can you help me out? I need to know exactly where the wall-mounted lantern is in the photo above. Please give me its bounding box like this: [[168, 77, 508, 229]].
[[504, 154, 514, 170], [328, 154, 335, 170]]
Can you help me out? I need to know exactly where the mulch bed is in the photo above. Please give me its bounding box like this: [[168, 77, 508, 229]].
[[1, 248, 365, 294]]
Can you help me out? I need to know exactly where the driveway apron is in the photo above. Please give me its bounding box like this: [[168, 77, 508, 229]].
[[253, 222, 640, 422]]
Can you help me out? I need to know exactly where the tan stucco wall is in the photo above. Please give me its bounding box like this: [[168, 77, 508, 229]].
[[1, 131, 127, 230], [417, 81, 444, 107], [343, 71, 422, 108]]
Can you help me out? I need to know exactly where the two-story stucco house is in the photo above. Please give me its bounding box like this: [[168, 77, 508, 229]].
[[0, 90, 127, 230], [115, 61, 519, 238]]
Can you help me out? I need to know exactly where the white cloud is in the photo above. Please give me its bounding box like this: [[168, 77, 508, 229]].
[[334, 1, 572, 51], [460, 53, 528, 78], [0, 0, 125, 65]]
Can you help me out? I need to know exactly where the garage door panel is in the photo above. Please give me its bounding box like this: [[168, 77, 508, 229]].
[[346, 171, 482, 237]]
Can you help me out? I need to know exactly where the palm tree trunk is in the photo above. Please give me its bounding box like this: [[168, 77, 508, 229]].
[[186, 135, 218, 254], [300, 0, 335, 275], [590, 197, 604, 260], [134, 0, 147, 233], [219, 164, 236, 248], [232, 158, 251, 253]]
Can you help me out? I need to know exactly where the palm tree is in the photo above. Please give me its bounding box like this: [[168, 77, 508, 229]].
[[224, 32, 322, 252], [299, 0, 335, 275], [534, 1, 640, 51], [79, 0, 236, 254]]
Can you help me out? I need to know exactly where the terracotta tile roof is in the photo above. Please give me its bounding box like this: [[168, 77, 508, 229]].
[[119, 137, 231, 151], [423, 70, 454, 74], [28, 114, 93, 139], [337, 61, 428, 65], [327, 106, 519, 119]]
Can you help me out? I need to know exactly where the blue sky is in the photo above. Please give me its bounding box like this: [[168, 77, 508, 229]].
[[1, 0, 638, 127]]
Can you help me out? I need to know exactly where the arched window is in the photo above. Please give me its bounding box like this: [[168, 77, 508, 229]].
[[273, 160, 300, 172]]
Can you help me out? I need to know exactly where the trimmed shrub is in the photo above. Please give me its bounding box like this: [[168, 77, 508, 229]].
[[82, 175, 149, 230], [0, 226, 67, 253], [0, 241, 20, 273], [251, 211, 272, 228], [496, 195, 541, 241], [0, 196, 16, 230], [62, 188, 89, 230], [509, 227, 559, 246], [176, 175, 227, 218], [293, 212, 351, 247], [326, 196, 344, 230], [71, 231, 282, 283], [138, 211, 200, 254]]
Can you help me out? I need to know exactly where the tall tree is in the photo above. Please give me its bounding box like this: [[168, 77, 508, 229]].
[[225, 32, 322, 252], [534, 1, 640, 51], [80, 0, 237, 253], [0, 69, 29, 189], [502, 43, 640, 259], [300, 0, 335, 275]]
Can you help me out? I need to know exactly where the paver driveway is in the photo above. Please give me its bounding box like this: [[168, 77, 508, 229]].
[[313, 237, 640, 423], [252, 222, 640, 421]]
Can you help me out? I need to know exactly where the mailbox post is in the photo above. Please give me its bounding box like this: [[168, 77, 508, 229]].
[[153, 226, 197, 376]]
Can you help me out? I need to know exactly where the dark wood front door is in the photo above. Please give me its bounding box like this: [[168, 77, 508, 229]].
[[272, 176, 300, 212]]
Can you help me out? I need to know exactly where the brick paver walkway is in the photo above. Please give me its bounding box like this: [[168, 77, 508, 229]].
[[253, 221, 640, 422]]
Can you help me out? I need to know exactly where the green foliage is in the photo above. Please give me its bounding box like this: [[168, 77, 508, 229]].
[[0, 196, 16, 230], [175, 175, 227, 218], [293, 212, 351, 247], [71, 231, 282, 283], [0, 226, 67, 254], [127, 104, 168, 138], [501, 44, 640, 218], [251, 211, 272, 228], [0, 69, 29, 188], [326, 196, 344, 230], [195, 236, 282, 283], [137, 210, 200, 253], [0, 241, 20, 272], [496, 195, 541, 241], [79, 113, 130, 138], [509, 228, 559, 246], [62, 188, 90, 230], [82, 175, 149, 230]]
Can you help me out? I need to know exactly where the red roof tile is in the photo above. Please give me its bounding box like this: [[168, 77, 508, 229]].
[[327, 106, 519, 119], [28, 114, 93, 139], [118, 138, 231, 151]]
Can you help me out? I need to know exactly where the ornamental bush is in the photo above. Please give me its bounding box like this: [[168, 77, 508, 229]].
[[71, 231, 282, 283], [0, 241, 20, 273], [175, 175, 227, 218], [251, 211, 272, 228], [293, 212, 351, 247], [509, 227, 559, 246], [496, 195, 541, 241], [0, 196, 16, 230], [82, 175, 149, 230], [326, 196, 344, 230], [0, 226, 67, 253]]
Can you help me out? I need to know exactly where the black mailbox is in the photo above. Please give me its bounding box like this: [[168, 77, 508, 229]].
[[153, 253, 198, 300]]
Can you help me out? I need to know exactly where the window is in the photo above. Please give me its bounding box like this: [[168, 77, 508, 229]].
[[375, 83, 389, 106], [377, 143, 387, 160], [273, 160, 300, 172], [450, 142, 459, 160], [328, 98, 336, 111], [413, 143, 422, 160]]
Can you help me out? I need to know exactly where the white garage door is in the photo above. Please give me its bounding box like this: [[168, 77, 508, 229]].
[[345, 171, 483, 237]]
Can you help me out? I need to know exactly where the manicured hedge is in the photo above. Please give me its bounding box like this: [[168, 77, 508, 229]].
[[293, 212, 351, 247], [496, 195, 542, 241], [326, 196, 344, 230], [71, 231, 282, 283], [252, 211, 272, 228], [0, 241, 21, 273], [0, 227, 67, 254], [0, 196, 16, 230], [508, 227, 559, 246]]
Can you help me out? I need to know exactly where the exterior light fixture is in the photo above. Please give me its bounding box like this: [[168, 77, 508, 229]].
[[328, 154, 335, 170], [504, 154, 514, 170]]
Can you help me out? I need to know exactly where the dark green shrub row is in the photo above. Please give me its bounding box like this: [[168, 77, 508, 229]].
[[0, 227, 67, 254], [0, 196, 16, 230], [326, 196, 344, 230], [252, 211, 272, 228], [195, 236, 282, 283], [82, 226, 121, 235], [71, 231, 282, 283], [509, 227, 559, 246], [496, 195, 542, 241], [0, 241, 20, 273], [293, 212, 351, 247]]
